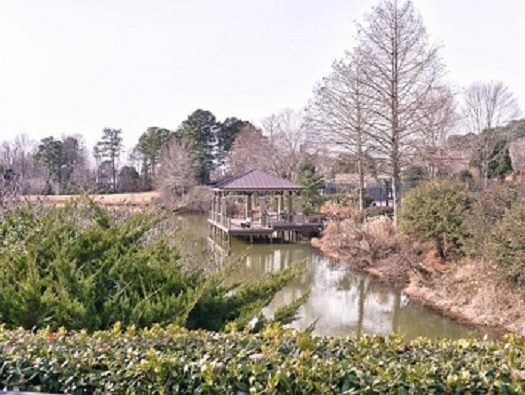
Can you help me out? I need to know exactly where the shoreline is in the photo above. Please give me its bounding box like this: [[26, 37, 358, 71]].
[[311, 236, 520, 338]]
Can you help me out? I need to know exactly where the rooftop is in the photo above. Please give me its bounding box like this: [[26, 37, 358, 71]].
[[214, 170, 304, 191]]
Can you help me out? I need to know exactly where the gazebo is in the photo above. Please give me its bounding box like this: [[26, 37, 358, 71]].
[[208, 170, 321, 243]]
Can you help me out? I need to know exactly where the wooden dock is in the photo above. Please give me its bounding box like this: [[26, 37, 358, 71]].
[[208, 211, 323, 243]]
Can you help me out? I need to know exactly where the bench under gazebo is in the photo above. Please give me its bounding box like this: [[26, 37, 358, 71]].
[[208, 170, 322, 243]]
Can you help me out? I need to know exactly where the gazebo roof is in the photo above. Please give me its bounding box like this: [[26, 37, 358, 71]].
[[214, 170, 304, 192]]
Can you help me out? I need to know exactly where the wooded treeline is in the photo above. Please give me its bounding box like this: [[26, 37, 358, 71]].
[[0, 107, 321, 198], [2, 0, 524, 217]]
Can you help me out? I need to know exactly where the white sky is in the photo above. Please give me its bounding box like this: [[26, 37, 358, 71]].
[[1, 0, 525, 151]]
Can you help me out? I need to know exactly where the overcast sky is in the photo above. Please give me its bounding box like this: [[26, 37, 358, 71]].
[[1, 0, 524, 150]]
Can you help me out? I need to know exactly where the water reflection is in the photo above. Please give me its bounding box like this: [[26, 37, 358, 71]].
[[261, 252, 474, 340], [178, 215, 477, 340]]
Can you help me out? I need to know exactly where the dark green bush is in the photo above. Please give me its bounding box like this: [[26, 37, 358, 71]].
[[0, 324, 523, 394], [399, 180, 471, 259], [0, 199, 299, 331], [488, 199, 525, 287], [458, 169, 473, 183], [464, 182, 521, 259]]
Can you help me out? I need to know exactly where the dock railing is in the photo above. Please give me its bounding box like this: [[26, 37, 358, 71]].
[[209, 211, 232, 230], [210, 210, 324, 230]]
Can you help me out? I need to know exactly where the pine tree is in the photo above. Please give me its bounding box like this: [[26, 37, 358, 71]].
[[176, 110, 219, 184], [94, 128, 123, 193], [135, 127, 172, 188]]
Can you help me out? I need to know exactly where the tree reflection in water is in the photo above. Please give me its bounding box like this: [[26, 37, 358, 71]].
[[182, 215, 478, 340]]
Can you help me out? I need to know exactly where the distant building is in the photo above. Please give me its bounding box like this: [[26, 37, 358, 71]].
[[324, 173, 393, 206]]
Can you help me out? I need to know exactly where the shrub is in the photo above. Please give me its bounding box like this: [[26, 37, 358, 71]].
[[464, 182, 521, 259], [458, 169, 473, 183], [0, 324, 524, 394], [488, 199, 525, 287], [354, 206, 394, 223], [319, 193, 374, 208], [316, 194, 374, 220], [402, 165, 429, 190], [399, 180, 471, 259], [0, 198, 300, 331]]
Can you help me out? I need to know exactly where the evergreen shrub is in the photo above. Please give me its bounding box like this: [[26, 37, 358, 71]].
[[0, 198, 298, 331], [488, 199, 525, 287], [399, 180, 471, 259], [464, 182, 520, 259]]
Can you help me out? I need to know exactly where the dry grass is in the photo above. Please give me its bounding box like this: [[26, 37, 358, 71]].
[[23, 191, 161, 208], [312, 216, 416, 287], [318, 200, 356, 220], [405, 259, 525, 335]]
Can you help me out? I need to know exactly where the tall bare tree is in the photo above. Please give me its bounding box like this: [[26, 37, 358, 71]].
[[0, 134, 44, 194], [262, 108, 309, 181], [226, 124, 275, 176], [414, 87, 458, 179], [357, 0, 445, 224], [308, 50, 374, 210], [462, 80, 521, 186], [156, 139, 197, 197]]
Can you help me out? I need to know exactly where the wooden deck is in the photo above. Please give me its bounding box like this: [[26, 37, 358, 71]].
[[208, 212, 324, 238]]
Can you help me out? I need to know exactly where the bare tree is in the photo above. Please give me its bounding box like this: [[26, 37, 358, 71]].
[[225, 124, 275, 176], [0, 134, 45, 194], [413, 87, 458, 179], [357, 0, 445, 224], [64, 134, 91, 192], [262, 108, 309, 180], [156, 139, 197, 197], [308, 50, 374, 210], [462, 80, 521, 186], [509, 137, 525, 174]]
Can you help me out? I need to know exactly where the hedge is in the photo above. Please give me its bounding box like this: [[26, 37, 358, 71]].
[[1, 324, 524, 394]]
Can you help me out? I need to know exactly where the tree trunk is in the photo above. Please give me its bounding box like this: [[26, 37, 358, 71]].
[[112, 157, 117, 193], [390, 4, 400, 227], [357, 141, 365, 211], [392, 162, 401, 227]]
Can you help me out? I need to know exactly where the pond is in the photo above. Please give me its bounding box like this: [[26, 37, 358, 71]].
[[178, 215, 479, 340]]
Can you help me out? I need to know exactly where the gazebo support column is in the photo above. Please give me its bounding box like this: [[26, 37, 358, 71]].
[[221, 195, 227, 226], [287, 191, 293, 223], [246, 193, 253, 220], [276, 193, 282, 218], [212, 193, 218, 219], [259, 196, 266, 226], [296, 193, 303, 224]]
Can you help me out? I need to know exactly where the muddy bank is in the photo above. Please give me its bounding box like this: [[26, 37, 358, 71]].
[[312, 220, 525, 337]]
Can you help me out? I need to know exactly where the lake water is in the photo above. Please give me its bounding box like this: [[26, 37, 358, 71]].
[[178, 215, 478, 340]]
